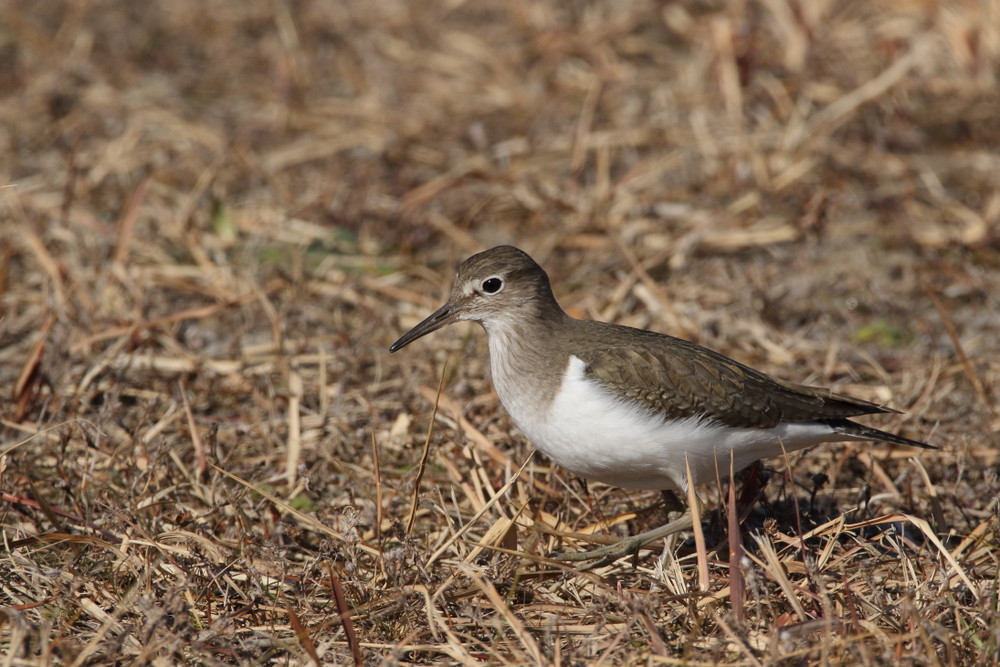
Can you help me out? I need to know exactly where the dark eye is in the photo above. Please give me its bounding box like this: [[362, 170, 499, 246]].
[[482, 277, 503, 294]]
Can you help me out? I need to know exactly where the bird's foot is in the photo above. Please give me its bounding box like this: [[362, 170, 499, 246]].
[[552, 509, 694, 568]]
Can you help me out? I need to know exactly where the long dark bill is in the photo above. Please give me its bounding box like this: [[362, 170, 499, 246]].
[[389, 302, 457, 352]]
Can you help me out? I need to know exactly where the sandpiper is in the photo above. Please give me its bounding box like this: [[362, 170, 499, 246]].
[[390, 246, 932, 562]]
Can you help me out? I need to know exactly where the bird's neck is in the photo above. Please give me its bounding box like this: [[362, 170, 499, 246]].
[[482, 303, 572, 416]]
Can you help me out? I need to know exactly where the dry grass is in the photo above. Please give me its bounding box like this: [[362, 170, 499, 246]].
[[2, 1, 999, 664]]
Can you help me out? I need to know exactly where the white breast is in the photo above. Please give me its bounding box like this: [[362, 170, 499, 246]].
[[493, 355, 848, 490]]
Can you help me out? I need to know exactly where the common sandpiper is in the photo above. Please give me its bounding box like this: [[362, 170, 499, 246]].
[[390, 246, 932, 562]]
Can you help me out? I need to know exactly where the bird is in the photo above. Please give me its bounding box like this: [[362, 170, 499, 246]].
[[389, 245, 933, 563]]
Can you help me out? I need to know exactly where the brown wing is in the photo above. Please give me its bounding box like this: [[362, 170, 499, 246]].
[[574, 324, 894, 429]]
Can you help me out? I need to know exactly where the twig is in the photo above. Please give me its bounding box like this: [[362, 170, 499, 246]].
[[112, 168, 151, 267], [370, 428, 384, 546], [407, 359, 448, 534], [326, 562, 363, 667], [179, 379, 208, 480], [921, 278, 994, 412], [686, 456, 709, 592], [285, 603, 321, 667]]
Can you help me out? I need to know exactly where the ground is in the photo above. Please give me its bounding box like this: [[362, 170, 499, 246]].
[[1, 1, 998, 665]]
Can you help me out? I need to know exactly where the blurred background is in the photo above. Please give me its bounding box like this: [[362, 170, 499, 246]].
[[2, 1, 998, 663]]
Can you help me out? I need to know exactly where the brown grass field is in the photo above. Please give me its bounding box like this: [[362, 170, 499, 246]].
[[2, 1, 999, 664]]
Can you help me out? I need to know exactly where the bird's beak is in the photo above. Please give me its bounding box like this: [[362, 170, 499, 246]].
[[389, 302, 458, 352]]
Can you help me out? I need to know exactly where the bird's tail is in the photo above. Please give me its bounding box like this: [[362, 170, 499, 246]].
[[825, 419, 936, 449]]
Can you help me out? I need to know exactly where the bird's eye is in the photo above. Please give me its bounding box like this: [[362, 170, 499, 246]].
[[482, 277, 503, 294]]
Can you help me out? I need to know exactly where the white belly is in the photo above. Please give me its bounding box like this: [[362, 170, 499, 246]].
[[495, 355, 847, 490]]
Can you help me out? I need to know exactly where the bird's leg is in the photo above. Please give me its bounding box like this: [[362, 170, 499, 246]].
[[661, 489, 686, 521], [554, 490, 694, 566]]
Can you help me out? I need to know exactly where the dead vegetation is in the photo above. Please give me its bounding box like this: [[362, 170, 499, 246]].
[[1, 0, 999, 664]]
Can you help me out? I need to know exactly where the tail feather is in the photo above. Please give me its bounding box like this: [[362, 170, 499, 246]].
[[826, 419, 936, 450]]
